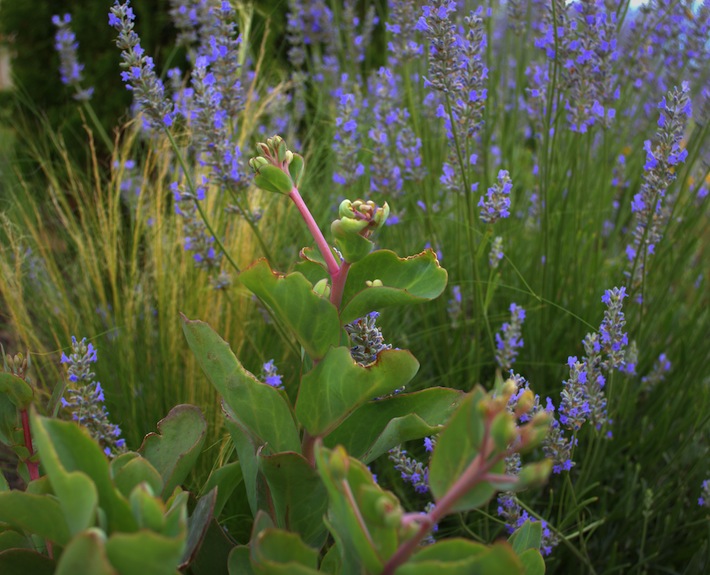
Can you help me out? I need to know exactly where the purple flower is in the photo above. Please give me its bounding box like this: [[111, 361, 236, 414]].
[[479, 170, 513, 224]]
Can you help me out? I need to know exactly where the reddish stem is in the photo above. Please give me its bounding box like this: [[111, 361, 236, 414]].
[[330, 261, 351, 309], [381, 422, 504, 575], [289, 188, 340, 277], [20, 409, 40, 482]]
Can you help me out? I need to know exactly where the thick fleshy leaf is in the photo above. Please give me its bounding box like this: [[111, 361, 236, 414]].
[[397, 540, 523, 575], [112, 455, 164, 499], [519, 549, 546, 575], [324, 388, 462, 463], [509, 521, 542, 555], [0, 529, 32, 551], [55, 528, 117, 575], [315, 445, 399, 574], [238, 260, 340, 360], [0, 549, 55, 575], [30, 411, 100, 536], [30, 410, 136, 533], [429, 387, 505, 512], [254, 165, 293, 195], [105, 530, 185, 575], [224, 413, 270, 517], [0, 372, 33, 409], [228, 546, 255, 575], [340, 250, 447, 324], [251, 528, 320, 575], [296, 347, 419, 436], [0, 491, 71, 545], [259, 452, 328, 548], [179, 488, 217, 570], [200, 461, 243, 519], [182, 317, 300, 454], [139, 405, 207, 498]]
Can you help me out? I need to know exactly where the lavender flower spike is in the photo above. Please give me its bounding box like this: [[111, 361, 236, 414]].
[[52, 13, 94, 101], [479, 170, 513, 224], [60, 336, 127, 458], [109, 1, 175, 130], [495, 303, 526, 371]]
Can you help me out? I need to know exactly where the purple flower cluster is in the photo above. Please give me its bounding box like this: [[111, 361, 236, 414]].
[[479, 170, 513, 224], [388, 444, 429, 495], [641, 353, 672, 391], [51, 14, 94, 101], [385, 0, 424, 65], [626, 84, 692, 289], [109, 1, 175, 130], [558, 287, 628, 433], [700, 480, 710, 508], [366, 67, 425, 196], [261, 359, 284, 390], [495, 303, 525, 371], [171, 180, 227, 287], [332, 87, 366, 187], [60, 337, 127, 458]]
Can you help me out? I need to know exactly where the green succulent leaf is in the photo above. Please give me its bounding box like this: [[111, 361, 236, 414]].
[[0, 491, 71, 546], [30, 410, 136, 533], [111, 454, 164, 499], [397, 539, 524, 574], [30, 411, 100, 536], [105, 530, 186, 575], [259, 452, 329, 548], [55, 528, 116, 575], [138, 404, 207, 498], [509, 520, 543, 555], [251, 528, 320, 575], [296, 347, 420, 436], [254, 165, 293, 195], [238, 260, 340, 360], [200, 461, 243, 519], [324, 388, 463, 463], [339, 249, 448, 324], [315, 444, 399, 574], [228, 546, 255, 575], [0, 549, 55, 575], [0, 372, 33, 409], [179, 487, 217, 571], [518, 549, 546, 575], [429, 387, 505, 512], [182, 317, 300, 453]]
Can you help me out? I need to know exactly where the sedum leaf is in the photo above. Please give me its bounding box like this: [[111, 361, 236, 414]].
[[296, 347, 419, 437]]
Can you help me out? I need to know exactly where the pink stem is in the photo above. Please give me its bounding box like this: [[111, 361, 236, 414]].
[[381, 423, 502, 575], [289, 188, 340, 277], [20, 409, 40, 482], [330, 261, 351, 309]]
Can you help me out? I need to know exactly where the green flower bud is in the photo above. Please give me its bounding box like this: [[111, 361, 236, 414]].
[[249, 157, 269, 173], [517, 460, 553, 490], [339, 199, 354, 219], [490, 411, 517, 451], [329, 445, 350, 481], [288, 153, 305, 187]]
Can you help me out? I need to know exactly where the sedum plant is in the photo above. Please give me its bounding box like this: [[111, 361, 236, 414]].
[[0, 135, 553, 574], [177, 135, 553, 574]]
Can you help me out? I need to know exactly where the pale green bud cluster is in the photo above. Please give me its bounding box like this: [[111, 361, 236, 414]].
[[248, 135, 305, 195], [331, 199, 390, 263]]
